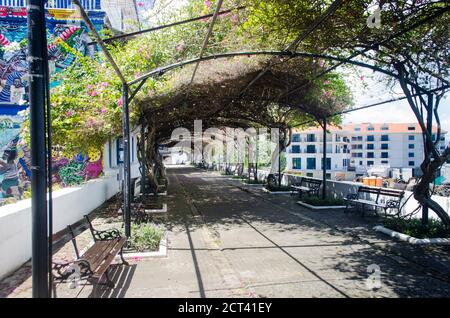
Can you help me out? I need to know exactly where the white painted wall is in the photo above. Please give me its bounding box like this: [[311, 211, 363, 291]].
[[255, 170, 450, 220], [0, 131, 142, 280]]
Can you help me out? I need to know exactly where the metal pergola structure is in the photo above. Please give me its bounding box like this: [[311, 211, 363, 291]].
[[27, 0, 449, 297]]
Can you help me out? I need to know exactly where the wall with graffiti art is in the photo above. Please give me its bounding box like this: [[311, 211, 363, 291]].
[[0, 2, 106, 206]]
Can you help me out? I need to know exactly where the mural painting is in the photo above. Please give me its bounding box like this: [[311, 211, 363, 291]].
[[0, 3, 106, 205]]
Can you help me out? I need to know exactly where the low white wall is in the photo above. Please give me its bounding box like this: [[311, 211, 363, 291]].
[[0, 163, 140, 279], [252, 169, 450, 220]]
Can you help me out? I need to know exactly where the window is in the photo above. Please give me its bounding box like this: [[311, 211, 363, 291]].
[[321, 158, 331, 170], [367, 152, 374, 158], [306, 145, 316, 153], [132, 137, 135, 162], [307, 173, 314, 177], [367, 144, 374, 150], [307, 158, 316, 170], [354, 127, 361, 131], [408, 152, 414, 158], [352, 136, 363, 141], [359, 161, 363, 166], [381, 126, 389, 131], [367, 135, 374, 142], [409, 144, 415, 149], [351, 144, 363, 150], [108, 140, 112, 168], [292, 158, 301, 169], [381, 135, 389, 141], [116, 138, 124, 165], [381, 143, 389, 150], [368, 126, 374, 131], [408, 126, 416, 131], [306, 134, 316, 142], [408, 135, 415, 141], [381, 160, 389, 164], [352, 153, 363, 158], [409, 161, 415, 166], [291, 145, 301, 153], [381, 152, 389, 158], [367, 161, 374, 166], [292, 134, 301, 142], [343, 159, 350, 167]]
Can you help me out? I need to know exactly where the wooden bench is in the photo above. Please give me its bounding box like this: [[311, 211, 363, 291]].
[[291, 177, 322, 198], [52, 215, 128, 293], [344, 186, 404, 217]]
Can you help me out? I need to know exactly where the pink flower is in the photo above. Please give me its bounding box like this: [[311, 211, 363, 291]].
[[360, 76, 365, 81], [65, 110, 74, 117], [205, 0, 211, 9], [89, 90, 98, 97], [319, 60, 325, 67], [85, 84, 93, 90], [176, 42, 185, 52], [101, 108, 107, 114], [117, 98, 123, 108], [100, 82, 109, 88]]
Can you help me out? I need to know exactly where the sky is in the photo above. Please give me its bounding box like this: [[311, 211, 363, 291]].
[[341, 66, 450, 133]]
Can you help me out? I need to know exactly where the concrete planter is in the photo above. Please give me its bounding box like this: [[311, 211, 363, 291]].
[[119, 235, 168, 260], [297, 201, 347, 210], [261, 187, 292, 195], [144, 203, 168, 213], [374, 225, 450, 245], [241, 181, 265, 187]]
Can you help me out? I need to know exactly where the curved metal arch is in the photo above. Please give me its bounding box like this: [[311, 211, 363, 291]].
[[128, 50, 425, 93]]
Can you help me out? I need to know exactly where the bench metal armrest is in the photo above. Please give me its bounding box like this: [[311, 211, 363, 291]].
[[385, 199, 401, 209], [92, 228, 122, 241]]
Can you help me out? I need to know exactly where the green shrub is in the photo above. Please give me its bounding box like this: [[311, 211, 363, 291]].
[[232, 175, 246, 179], [302, 196, 345, 206], [265, 184, 291, 192], [243, 179, 265, 185], [384, 218, 450, 239], [127, 223, 165, 252]]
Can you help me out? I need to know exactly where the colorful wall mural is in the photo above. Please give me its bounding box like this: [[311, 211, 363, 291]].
[[0, 1, 106, 205]]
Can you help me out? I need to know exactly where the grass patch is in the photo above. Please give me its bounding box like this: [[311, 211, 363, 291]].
[[231, 175, 246, 179], [125, 223, 165, 252], [384, 218, 450, 239], [302, 196, 345, 206]]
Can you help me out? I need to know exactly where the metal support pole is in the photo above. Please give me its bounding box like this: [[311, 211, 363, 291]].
[[422, 94, 434, 226], [322, 119, 327, 200], [278, 138, 282, 186], [28, 0, 49, 298], [140, 118, 147, 195], [255, 133, 259, 181], [122, 84, 131, 238]]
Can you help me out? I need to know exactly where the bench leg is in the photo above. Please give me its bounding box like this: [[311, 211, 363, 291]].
[[120, 247, 129, 266], [103, 270, 115, 288]]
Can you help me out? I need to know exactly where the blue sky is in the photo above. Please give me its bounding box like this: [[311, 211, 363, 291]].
[[342, 67, 450, 133]]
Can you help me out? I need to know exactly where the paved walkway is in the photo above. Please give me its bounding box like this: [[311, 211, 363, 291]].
[[100, 167, 450, 298], [3, 166, 450, 297]]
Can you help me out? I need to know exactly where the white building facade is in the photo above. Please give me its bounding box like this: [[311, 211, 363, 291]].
[[286, 123, 447, 180]]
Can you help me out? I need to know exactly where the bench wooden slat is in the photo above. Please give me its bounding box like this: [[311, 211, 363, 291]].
[[81, 240, 118, 272], [91, 237, 127, 280]]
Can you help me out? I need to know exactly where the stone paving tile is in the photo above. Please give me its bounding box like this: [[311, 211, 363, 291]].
[[3, 167, 450, 298]]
